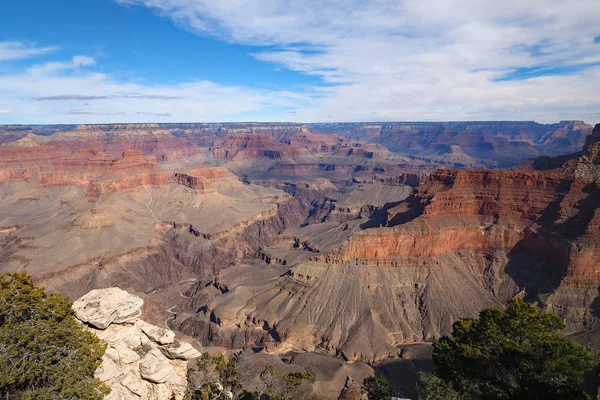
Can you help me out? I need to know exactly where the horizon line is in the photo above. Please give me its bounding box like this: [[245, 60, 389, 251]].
[[0, 119, 593, 128]]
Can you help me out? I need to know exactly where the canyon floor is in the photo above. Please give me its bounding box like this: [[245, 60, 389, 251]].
[[0, 121, 598, 398]]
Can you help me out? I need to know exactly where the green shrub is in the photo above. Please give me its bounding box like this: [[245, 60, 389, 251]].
[[362, 376, 393, 400], [417, 373, 468, 400], [424, 298, 593, 400], [283, 370, 314, 390], [188, 352, 241, 399], [0, 273, 109, 399]]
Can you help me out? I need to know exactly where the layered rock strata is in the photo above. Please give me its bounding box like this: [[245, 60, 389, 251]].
[[2, 121, 598, 367], [171, 125, 600, 362], [212, 133, 306, 159], [2, 120, 590, 171]]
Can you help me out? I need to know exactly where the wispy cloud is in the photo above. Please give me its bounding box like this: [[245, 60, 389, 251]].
[[0, 53, 313, 123], [34, 94, 180, 101], [28, 56, 96, 76], [126, 94, 179, 100], [65, 109, 172, 116], [135, 111, 172, 116], [2, 0, 600, 124], [66, 110, 124, 116], [493, 62, 600, 82], [112, 0, 600, 122], [0, 41, 59, 61], [36, 95, 114, 101]]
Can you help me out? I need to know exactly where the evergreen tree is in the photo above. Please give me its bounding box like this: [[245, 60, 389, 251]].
[[417, 373, 468, 400], [363, 376, 393, 400], [421, 298, 593, 400], [0, 273, 109, 399]]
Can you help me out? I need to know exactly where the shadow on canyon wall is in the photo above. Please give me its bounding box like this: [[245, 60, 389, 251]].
[[505, 181, 600, 310], [374, 344, 435, 399], [559, 183, 600, 239]]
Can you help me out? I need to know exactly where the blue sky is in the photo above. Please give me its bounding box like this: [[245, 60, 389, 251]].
[[0, 0, 323, 89], [0, 0, 599, 123]]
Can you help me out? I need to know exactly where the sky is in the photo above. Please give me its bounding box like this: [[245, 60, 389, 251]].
[[1, 0, 600, 124]]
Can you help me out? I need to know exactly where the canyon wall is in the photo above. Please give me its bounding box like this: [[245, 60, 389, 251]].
[[169, 125, 600, 362], [1, 121, 598, 365], [1, 120, 592, 168]]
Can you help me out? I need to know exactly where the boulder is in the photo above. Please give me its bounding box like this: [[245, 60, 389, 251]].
[[139, 349, 174, 384], [74, 287, 199, 400], [338, 376, 368, 400], [113, 326, 150, 349], [104, 385, 135, 400], [161, 340, 202, 360], [121, 371, 148, 397], [95, 356, 123, 383], [138, 319, 175, 345], [104, 346, 120, 363], [73, 288, 143, 329], [113, 343, 141, 364]]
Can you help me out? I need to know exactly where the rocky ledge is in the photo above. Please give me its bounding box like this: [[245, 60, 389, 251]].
[[73, 288, 201, 400]]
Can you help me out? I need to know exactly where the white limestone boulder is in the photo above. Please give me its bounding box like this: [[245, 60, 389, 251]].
[[139, 349, 174, 384], [95, 355, 124, 383], [104, 384, 136, 400], [121, 371, 148, 398], [73, 288, 143, 329], [75, 287, 198, 400], [137, 320, 175, 345], [161, 340, 202, 360], [113, 343, 141, 364]]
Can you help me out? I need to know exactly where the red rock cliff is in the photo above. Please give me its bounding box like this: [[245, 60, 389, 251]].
[[318, 139, 600, 293]]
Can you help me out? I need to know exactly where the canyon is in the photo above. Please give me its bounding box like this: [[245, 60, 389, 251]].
[[1, 120, 592, 169], [0, 120, 598, 398]]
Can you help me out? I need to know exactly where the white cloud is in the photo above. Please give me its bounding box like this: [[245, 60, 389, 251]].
[[112, 0, 600, 123], [0, 55, 314, 124], [27, 56, 97, 76], [2, 0, 600, 124], [0, 110, 11, 114], [0, 41, 59, 61]]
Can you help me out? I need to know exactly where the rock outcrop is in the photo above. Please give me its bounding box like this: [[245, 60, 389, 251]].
[[0, 141, 238, 197], [74, 288, 200, 400], [74, 288, 144, 329], [212, 133, 306, 159], [584, 123, 600, 152], [338, 376, 367, 400]]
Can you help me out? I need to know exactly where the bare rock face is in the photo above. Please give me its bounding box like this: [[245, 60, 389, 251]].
[[137, 320, 175, 345], [74, 288, 200, 400], [139, 349, 175, 384], [161, 341, 202, 360], [212, 133, 306, 160], [73, 288, 144, 329], [584, 123, 600, 152], [175, 126, 600, 361], [338, 376, 367, 400], [582, 124, 600, 166], [3, 121, 598, 370]]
